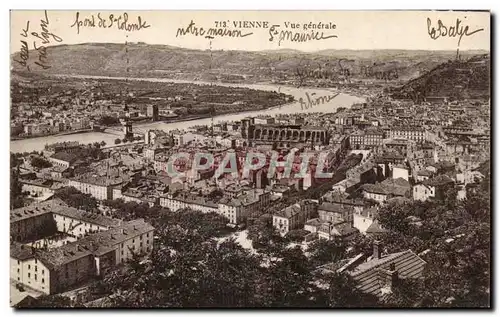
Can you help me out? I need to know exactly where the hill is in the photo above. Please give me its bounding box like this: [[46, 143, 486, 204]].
[[11, 43, 489, 84], [391, 54, 490, 101]]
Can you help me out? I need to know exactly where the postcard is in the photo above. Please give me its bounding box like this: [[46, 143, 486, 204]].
[[10, 10, 491, 308]]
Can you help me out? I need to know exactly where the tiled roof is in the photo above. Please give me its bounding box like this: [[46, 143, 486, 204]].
[[37, 219, 154, 269], [422, 174, 455, 187], [50, 199, 121, 228], [362, 178, 410, 197], [10, 242, 35, 261], [50, 151, 79, 163], [318, 202, 354, 213], [350, 250, 426, 298], [304, 218, 328, 228], [274, 203, 302, 219], [417, 169, 433, 177], [366, 220, 387, 234], [10, 203, 51, 223], [10, 199, 121, 228], [331, 222, 359, 237]]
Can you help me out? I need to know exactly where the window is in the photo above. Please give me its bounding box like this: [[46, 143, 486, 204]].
[[17, 277, 20, 281], [132, 239, 135, 243], [42, 278, 44, 284], [28, 273, 30, 278], [17, 260, 20, 265], [17, 268, 19, 273], [35, 266, 37, 272], [42, 269, 44, 275], [35, 259, 37, 264], [28, 265, 31, 270], [35, 274, 37, 281]]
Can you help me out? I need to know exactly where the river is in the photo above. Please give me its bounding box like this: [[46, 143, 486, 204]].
[[10, 75, 365, 153]]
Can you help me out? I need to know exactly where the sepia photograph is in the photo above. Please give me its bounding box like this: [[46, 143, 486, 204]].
[[9, 9, 491, 308]]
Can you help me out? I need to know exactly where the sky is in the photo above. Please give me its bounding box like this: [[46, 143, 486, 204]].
[[10, 10, 490, 54]]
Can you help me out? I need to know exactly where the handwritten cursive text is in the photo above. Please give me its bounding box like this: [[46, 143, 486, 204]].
[[427, 17, 484, 46], [71, 12, 151, 34]]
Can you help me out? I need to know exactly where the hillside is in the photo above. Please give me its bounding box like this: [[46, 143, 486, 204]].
[[391, 54, 490, 101], [11, 43, 489, 83]]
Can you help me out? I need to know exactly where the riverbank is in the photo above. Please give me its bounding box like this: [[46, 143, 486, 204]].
[[10, 76, 365, 153], [11, 129, 100, 141]]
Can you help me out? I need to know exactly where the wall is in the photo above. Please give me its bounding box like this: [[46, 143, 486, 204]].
[[11, 257, 51, 295]]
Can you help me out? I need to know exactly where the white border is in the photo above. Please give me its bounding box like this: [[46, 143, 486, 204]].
[[2, 1, 497, 316]]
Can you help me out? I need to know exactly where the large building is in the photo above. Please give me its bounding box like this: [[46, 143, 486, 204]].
[[349, 130, 384, 149], [10, 200, 154, 295], [160, 188, 271, 224], [389, 127, 426, 143], [241, 118, 329, 148], [68, 174, 128, 201]]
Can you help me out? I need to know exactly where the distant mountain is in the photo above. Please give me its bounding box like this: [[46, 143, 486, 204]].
[[391, 54, 490, 101], [10, 43, 490, 84]]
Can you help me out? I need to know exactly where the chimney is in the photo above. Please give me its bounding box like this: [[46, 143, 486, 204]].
[[389, 263, 398, 286], [378, 263, 399, 292], [373, 240, 381, 259]]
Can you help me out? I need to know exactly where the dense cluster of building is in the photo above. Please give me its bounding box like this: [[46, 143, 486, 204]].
[[11, 85, 490, 302]]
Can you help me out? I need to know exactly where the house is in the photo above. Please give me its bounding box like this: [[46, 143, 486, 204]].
[[317, 221, 359, 241], [48, 152, 79, 169], [415, 169, 434, 182], [353, 207, 378, 234], [318, 202, 354, 223], [392, 164, 409, 182], [413, 174, 455, 201], [362, 178, 411, 204], [365, 220, 387, 238], [318, 242, 427, 300], [272, 200, 315, 235]]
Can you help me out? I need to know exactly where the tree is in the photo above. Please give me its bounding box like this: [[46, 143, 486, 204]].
[[285, 229, 309, 242], [247, 214, 285, 252], [376, 199, 412, 233], [308, 237, 347, 267], [99, 115, 120, 126], [114, 138, 122, 145], [54, 186, 98, 212], [30, 156, 52, 169], [10, 168, 24, 209]]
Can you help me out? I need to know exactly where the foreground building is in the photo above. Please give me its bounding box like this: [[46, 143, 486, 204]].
[[319, 242, 426, 300], [10, 200, 154, 295]]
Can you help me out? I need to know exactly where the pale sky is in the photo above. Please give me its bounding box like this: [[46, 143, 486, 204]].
[[10, 10, 490, 54]]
